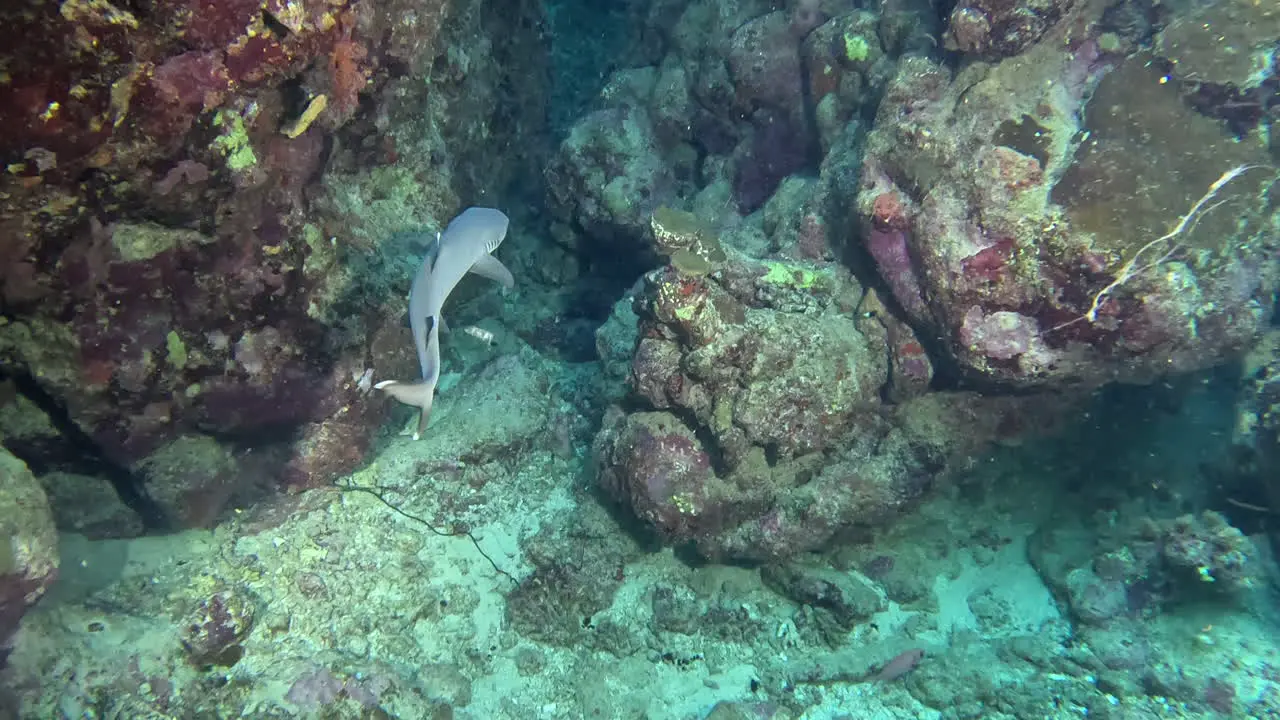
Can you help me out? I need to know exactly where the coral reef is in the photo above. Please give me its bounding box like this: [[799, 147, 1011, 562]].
[[1036, 509, 1262, 627], [595, 255, 1069, 560], [4, 0, 1280, 718], [0, 0, 553, 529], [545, 99, 685, 262], [0, 0, 387, 524], [545, 0, 893, 264], [856, 2, 1278, 390]]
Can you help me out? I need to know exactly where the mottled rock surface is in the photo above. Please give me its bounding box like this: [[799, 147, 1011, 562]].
[[0, 449, 58, 650], [857, 14, 1277, 390], [0, 0, 551, 529]]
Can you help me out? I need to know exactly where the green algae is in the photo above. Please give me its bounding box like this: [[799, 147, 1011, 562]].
[[842, 32, 870, 63], [165, 331, 188, 369], [212, 110, 257, 171], [761, 261, 822, 289], [111, 223, 212, 263]]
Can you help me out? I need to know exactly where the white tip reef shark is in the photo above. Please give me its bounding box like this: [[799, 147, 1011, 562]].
[[374, 207, 513, 439]]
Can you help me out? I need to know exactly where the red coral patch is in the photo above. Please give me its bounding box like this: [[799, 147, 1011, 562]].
[[962, 237, 1015, 282]]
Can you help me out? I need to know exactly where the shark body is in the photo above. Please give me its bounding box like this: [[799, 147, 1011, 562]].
[[375, 207, 513, 439]]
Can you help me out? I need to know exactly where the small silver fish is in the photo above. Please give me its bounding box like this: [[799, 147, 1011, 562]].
[[462, 325, 495, 345]]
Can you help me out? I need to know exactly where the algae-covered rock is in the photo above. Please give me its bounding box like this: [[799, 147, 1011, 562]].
[[0, 448, 58, 649], [761, 562, 886, 629], [1050, 55, 1267, 263], [139, 435, 238, 529], [596, 410, 724, 541], [945, 0, 1078, 58], [1155, 0, 1280, 89], [857, 20, 1278, 390], [546, 106, 681, 258], [111, 222, 215, 263], [38, 471, 144, 538], [594, 251, 1062, 560], [650, 206, 727, 276]]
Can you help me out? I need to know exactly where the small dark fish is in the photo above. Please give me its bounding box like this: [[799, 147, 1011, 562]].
[[872, 648, 924, 682]]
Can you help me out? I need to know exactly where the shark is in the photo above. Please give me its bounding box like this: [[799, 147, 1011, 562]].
[[374, 207, 513, 439]]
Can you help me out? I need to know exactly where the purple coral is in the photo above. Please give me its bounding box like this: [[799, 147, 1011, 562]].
[[864, 227, 928, 320]]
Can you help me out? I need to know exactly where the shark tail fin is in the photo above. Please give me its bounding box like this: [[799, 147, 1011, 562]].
[[373, 379, 437, 440]]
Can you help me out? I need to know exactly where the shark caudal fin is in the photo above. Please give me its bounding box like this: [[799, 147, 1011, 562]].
[[373, 379, 437, 440]]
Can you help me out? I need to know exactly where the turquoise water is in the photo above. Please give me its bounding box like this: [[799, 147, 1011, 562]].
[[0, 0, 1277, 718]]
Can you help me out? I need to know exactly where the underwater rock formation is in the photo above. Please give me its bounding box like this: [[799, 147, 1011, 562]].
[[595, 255, 1070, 560], [856, 3, 1278, 391], [1152, 0, 1280, 137], [0, 0, 549, 528], [944, 0, 1078, 58], [582, 0, 1279, 560], [0, 0, 390, 522], [544, 0, 894, 263], [545, 102, 683, 262], [0, 449, 58, 653], [1229, 329, 1280, 522]]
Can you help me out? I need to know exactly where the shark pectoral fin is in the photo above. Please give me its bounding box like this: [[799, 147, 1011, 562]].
[[438, 314, 449, 334], [373, 379, 437, 440], [468, 254, 515, 290]]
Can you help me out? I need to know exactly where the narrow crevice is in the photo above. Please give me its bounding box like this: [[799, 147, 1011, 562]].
[[3, 370, 170, 531]]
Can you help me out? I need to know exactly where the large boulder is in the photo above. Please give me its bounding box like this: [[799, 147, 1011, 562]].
[[855, 6, 1278, 391], [0, 449, 58, 653], [594, 256, 1070, 560]]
